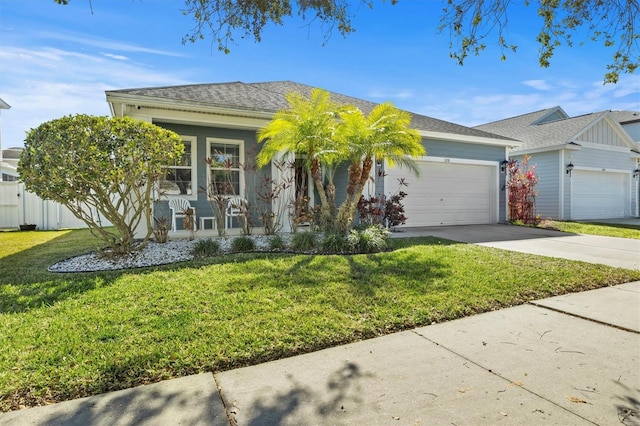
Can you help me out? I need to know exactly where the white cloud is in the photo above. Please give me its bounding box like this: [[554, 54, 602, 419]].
[[407, 75, 639, 128], [102, 53, 129, 61], [522, 79, 552, 90], [34, 30, 186, 57], [367, 88, 415, 101], [0, 45, 192, 147]]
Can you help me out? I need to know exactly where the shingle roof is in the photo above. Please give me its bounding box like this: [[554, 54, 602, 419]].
[[610, 110, 640, 124], [107, 81, 514, 141], [475, 107, 639, 150]]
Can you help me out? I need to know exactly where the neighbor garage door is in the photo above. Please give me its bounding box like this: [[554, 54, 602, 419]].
[[385, 160, 496, 227], [572, 170, 627, 220]]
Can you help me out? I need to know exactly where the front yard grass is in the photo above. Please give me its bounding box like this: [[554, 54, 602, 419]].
[[2, 229, 640, 411], [541, 220, 640, 239]]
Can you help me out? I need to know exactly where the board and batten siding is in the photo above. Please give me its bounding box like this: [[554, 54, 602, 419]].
[[576, 120, 628, 148], [512, 152, 560, 220]]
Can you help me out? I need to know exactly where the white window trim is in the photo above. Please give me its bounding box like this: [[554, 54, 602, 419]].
[[163, 135, 198, 201], [206, 137, 245, 199]]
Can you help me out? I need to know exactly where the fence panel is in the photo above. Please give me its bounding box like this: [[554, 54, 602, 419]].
[[0, 182, 112, 230]]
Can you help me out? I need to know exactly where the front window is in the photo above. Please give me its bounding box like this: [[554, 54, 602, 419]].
[[207, 138, 244, 197], [160, 135, 197, 198]]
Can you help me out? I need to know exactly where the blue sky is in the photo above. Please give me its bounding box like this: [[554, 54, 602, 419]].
[[1, 0, 638, 148]]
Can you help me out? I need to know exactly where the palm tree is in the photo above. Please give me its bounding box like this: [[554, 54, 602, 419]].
[[257, 88, 351, 230], [334, 103, 425, 232]]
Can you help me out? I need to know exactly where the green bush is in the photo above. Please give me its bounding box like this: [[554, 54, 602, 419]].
[[268, 234, 286, 250], [291, 231, 317, 252], [192, 238, 220, 257], [320, 232, 348, 254], [231, 236, 255, 252], [19, 114, 183, 253], [347, 224, 391, 253]]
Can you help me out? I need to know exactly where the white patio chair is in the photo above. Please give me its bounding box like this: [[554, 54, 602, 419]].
[[225, 196, 247, 229], [168, 198, 197, 232]]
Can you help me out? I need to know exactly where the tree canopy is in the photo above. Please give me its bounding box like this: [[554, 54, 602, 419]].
[[55, 0, 637, 83], [19, 114, 184, 253]]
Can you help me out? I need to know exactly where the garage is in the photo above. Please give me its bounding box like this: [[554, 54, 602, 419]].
[[385, 159, 497, 227], [572, 170, 628, 220]]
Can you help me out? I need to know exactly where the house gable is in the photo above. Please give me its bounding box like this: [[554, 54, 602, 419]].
[[530, 106, 569, 125], [572, 114, 637, 150]]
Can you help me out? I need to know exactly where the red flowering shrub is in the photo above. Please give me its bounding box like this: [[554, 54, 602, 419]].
[[507, 155, 540, 224]]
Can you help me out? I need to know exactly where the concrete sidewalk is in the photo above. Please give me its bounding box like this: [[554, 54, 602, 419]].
[[3, 282, 639, 425]]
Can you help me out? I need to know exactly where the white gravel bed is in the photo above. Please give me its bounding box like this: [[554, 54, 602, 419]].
[[48, 234, 292, 273]]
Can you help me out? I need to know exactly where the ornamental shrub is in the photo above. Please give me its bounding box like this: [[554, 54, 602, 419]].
[[231, 235, 255, 252], [347, 224, 391, 253], [19, 114, 183, 253], [192, 238, 220, 257], [506, 155, 540, 224], [290, 231, 317, 252]]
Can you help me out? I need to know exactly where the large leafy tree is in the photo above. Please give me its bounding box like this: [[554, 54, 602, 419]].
[[257, 89, 423, 233], [55, 0, 637, 83], [334, 103, 424, 232], [19, 115, 183, 253]]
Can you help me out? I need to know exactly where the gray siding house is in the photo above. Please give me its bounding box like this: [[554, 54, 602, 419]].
[[105, 81, 519, 234], [476, 107, 640, 221]]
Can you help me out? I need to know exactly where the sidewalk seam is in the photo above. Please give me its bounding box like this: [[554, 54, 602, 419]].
[[212, 373, 235, 426], [409, 330, 599, 425], [527, 301, 640, 334]]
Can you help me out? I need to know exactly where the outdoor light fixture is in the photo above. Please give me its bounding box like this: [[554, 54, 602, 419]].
[[566, 162, 574, 177], [500, 160, 509, 173], [633, 168, 640, 179]]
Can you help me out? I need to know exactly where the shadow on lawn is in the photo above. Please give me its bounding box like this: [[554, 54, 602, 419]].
[[0, 230, 151, 314], [0, 235, 456, 314]]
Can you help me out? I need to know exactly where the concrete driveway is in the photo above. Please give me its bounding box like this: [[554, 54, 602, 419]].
[[394, 224, 640, 270]]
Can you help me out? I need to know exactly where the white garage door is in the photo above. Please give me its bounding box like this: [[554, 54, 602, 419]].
[[385, 160, 496, 227], [572, 170, 627, 220]]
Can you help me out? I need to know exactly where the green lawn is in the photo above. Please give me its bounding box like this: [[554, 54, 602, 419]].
[[2, 229, 639, 412], [540, 220, 640, 239]]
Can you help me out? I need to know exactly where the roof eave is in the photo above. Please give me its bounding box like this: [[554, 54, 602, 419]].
[[105, 92, 275, 120], [511, 142, 582, 155], [420, 130, 521, 147]]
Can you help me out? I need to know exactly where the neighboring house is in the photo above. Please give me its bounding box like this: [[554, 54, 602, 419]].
[[476, 107, 640, 221], [1, 147, 21, 182], [106, 81, 519, 234], [0, 98, 13, 182]]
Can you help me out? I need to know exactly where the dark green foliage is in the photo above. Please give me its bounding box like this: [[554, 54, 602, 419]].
[[268, 234, 286, 250], [320, 232, 348, 254], [192, 238, 220, 257], [231, 236, 255, 252], [290, 231, 317, 252]]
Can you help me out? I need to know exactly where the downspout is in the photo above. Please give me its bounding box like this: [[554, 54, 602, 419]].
[[636, 159, 640, 217], [504, 146, 510, 223], [559, 150, 565, 220]]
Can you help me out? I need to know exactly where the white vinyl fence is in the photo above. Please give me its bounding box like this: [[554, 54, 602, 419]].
[[0, 182, 112, 230]]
